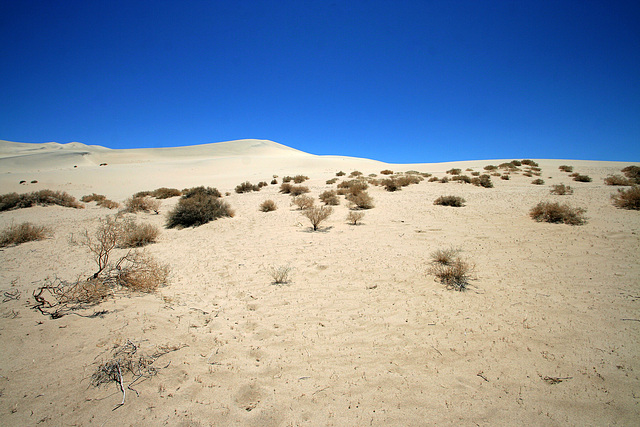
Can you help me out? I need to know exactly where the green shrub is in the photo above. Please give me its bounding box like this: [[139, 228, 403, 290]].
[[529, 202, 586, 225], [0, 222, 50, 247], [611, 186, 640, 210], [166, 195, 234, 228]]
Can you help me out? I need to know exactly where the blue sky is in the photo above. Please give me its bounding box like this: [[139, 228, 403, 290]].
[[1, 1, 638, 163]]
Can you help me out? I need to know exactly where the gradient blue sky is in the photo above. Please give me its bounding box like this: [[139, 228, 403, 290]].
[[1, 1, 639, 163]]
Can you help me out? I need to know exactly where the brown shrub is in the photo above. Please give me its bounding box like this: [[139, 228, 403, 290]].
[[380, 169, 394, 175], [550, 184, 573, 195], [428, 176, 439, 182], [434, 195, 465, 207], [116, 251, 169, 292], [446, 168, 462, 175], [326, 178, 338, 185], [471, 174, 493, 188], [604, 175, 632, 186], [260, 200, 277, 212], [182, 186, 221, 198], [484, 165, 497, 171], [471, 171, 480, 176], [573, 174, 592, 182], [81, 193, 107, 203], [430, 248, 459, 265], [123, 196, 161, 214], [118, 218, 160, 248], [267, 265, 292, 284], [531, 178, 545, 185], [559, 165, 573, 172], [336, 171, 346, 176], [381, 178, 401, 192], [428, 250, 473, 291], [0, 190, 83, 211], [611, 185, 640, 210], [511, 160, 522, 166], [347, 191, 374, 209], [521, 159, 538, 167], [451, 175, 471, 183], [0, 222, 50, 247], [293, 175, 309, 183], [501, 174, 510, 180], [98, 199, 120, 209], [397, 175, 422, 186], [319, 190, 340, 205], [235, 181, 260, 193], [621, 165, 640, 184], [166, 194, 234, 228], [439, 176, 449, 183], [303, 206, 333, 231], [289, 185, 310, 196], [529, 202, 586, 225], [349, 171, 363, 177], [279, 183, 292, 194], [346, 211, 364, 225], [270, 178, 278, 185], [292, 195, 314, 210], [151, 187, 182, 199]]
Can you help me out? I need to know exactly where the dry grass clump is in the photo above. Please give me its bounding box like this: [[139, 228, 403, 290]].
[[451, 175, 472, 183], [471, 174, 493, 188], [604, 175, 632, 186], [349, 171, 363, 177], [319, 190, 340, 205], [346, 211, 364, 225], [428, 176, 439, 182], [118, 218, 160, 248], [428, 249, 472, 291], [521, 159, 538, 167], [381, 178, 401, 192], [550, 184, 573, 195], [611, 186, 640, 210], [572, 174, 592, 182], [532, 178, 545, 185], [446, 168, 462, 175], [337, 179, 368, 196], [182, 186, 222, 198], [123, 196, 161, 214], [499, 162, 519, 171], [82, 193, 120, 209], [259, 199, 277, 212], [471, 171, 480, 176], [529, 202, 586, 225], [559, 165, 573, 172], [0, 190, 83, 211], [289, 185, 310, 196], [380, 169, 394, 175], [434, 195, 466, 207], [166, 194, 234, 228], [0, 222, 50, 247], [347, 191, 374, 210], [621, 165, 640, 184], [271, 178, 278, 185], [235, 181, 260, 193], [279, 182, 293, 194], [293, 175, 309, 183], [150, 187, 182, 199], [303, 206, 333, 231], [484, 165, 497, 171], [336, 171, 346, 176], [292, 195, 314, 210], [511, 160, 522, 166], [115, 251, 169, 292], [439, 176, 449, 183], [326, 178, 338, 185], [267, 265, 292, 284]]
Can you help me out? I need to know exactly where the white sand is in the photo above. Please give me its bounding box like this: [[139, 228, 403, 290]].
[[0, 139, 638, 425]]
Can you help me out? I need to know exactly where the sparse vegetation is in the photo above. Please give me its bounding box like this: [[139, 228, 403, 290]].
[[381, 178, 401, 192], [182, 186, 222, 199], [279, 183, 293, 194], [550, 184, 573, 195], [326, 178, 338, 185], [0, 190, 83, 211], [346, 211, 364, 225], [611, 186, 640, 210], [123, 196, 161, 214], [380, 169, 394, 175], [319, 190, 340, 205], [268, 265, 292, 284], [529, 202, 586, 225], [604, 175, 632, 186], [471, 174, 493, 188], [573, 174, 592, 182], [0, 222, 50, 247], [336, 171, 346, 176], [135, 188, 182, 199], [428, 249, 473, 291], [621, 165, 640, 184], [289, 185, 310, 196], [532, 178, 545, 185], [259, 199, 277, 212], [434, 195, 466, 207], [118, 217, 160, 248], [271, 178, 278, 185], [559, 165, 573, 173], [293, 175, 309, 183], [349, 171, 363, 177], [347, 191, 374, 209], [303, 206, 333, 231], [484, 165, 497, 171], [451, 175, 472, 183], [235, 181, 260, 193], [82, 193, 120, 209], [166, 194, 234, 228], [292, 195, 314, 210], [521, 160, 539, 167], [471, 171, 480, 177], [446, 168, 462, 175], [501, 174, 510, 180]]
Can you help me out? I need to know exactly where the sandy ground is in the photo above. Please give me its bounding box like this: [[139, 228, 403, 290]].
[[0, 140, 638, 426]]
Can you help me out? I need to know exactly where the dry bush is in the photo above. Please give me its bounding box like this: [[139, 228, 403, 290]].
[[99, 199, 120, 209], [621, 165, 640, 184], [491, 172, 501, 177], [282, 176, 293, 183], [116, 251, 169, 292], [337, 180, 368, 196], [529, 202, 586, 225], [260, 199, 277, 212], [521, 159, 538, 167], [271, 178, 278, 185], [604, 175, 632, 186], [428, 249, 472, 291], [33, 277, 113, 318], [182, 186, 221, 198], [349, 171, 363, 177], [166, 194, 234, 228], [380, 169, 394, 175], [428, 176, 439, 182], [123, 196, 161, 214], [0, 190, 83, 211], [292, 195, 314, 210], [326, 178, 338, 185], [573, 174, 592, 182], [498, 162, 517, 170], [258, 181, 268, 188], [439, 176, 449, 183], [434, 195, 466, 207], [531, 178, 545, 185], [559, 165, 573, 172], [511, 160, 522, 166], [611, 186, 640, 210], [470, 171, 480, 176], [368, 173, 377, 178], [347, 191, 374, 209], [319, 190, 340, 205], [523, 171, 533, 177], [471, 174, 493, 188], [82, 193, 107, 203], [397, 175, 422, 186], [451, 175, 472, 183], [0, 222, 50, 247], [550, 184, 573, 195], [289, 185, 310, 196], [235, 181, 260, 193], [381, 178, 401, 192], [446, 168, 462, 175], [336, 171, 346, 176], [279, 183, 292, 194], [346, 211, 364, 225], [303, 206, 333, 231], [501, 174, 510, 180], [293, 175, 309, 183], [267, 265, 292, 284], [118, 218, 160, 248], [150, 187, 182, 199], [484, 165, 497, 171]]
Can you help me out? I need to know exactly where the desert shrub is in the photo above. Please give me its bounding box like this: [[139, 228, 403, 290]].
[[573, 174, 592, 182], [470, 171, 480, 177], [428, 176, 439, 182], [303, 206, 333, 231], [289, 185, 310, 196], [279, 183, 293, 194], [420, 172, 433, 178], [368, 173, 377, 178], [491, 172, 501, 177], [434, 195, 466, 207], [182, 186, 221, 199], [484, 165, 497, 171], [82, 193, 107, 203], [349, 171, 363, 177], [268, 265, 291, 284], [428, 250, 472, 291], [118, 218, 159, 248], [293, 175, 309, 184], [326, 178, 338, 185], [446, 168, 462, 175], [380, 169, 394, 175], [621, 165, 640, 184], [337, 180, 368, 196], [550, 184, 573, 195], [498, 162, 516, 170], [521, 159, 538, 167], [258, 181, 268, 188], [319, 190, 340, 205], [611, 186, 640, 210], [166, 194, 234, 228], [346, 211, 364, 225], [115, 251, 169, 292], [271, 178, 278, 185], [501, 174, 510, 180], [0, 190, 83, 211], [511, 160, 522, 166], [382, 178, 401, 192], [397, 175, 422, 186], [347, 191, 374, 209], [259, 200, 277, 212], [471, 174, 493, 188], [292, 195, 314, 210], [123, 196, 161, 214], [282, 176, 293, 183], [151, 187, 182, 199], [523, 171, 533, 177], [0, 222, 50, 247], [532, 179, 545, 185], [439, 176, 449, 183], [451, 175, 471, 183], [604, 175, 632, 186], [559, 165, 573, 173], [529, 202, 586, 225], [336, 171, 346, 176], [235, 181, 260, 193], [99, 199, 120, 209]]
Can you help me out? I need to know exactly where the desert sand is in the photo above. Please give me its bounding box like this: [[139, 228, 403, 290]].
[[0, 139, 638, 426]]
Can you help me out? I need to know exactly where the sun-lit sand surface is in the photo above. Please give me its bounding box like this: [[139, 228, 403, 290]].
[[0, 139, 638, 426]]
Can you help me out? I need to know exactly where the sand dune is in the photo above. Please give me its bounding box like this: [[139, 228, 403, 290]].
[[0, 139, 638, 426]]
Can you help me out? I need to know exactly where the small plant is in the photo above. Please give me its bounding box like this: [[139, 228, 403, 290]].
[[0, 222, 50, 247], [293, 175, 309, 184], [531, 179, 545, 185], [326, 178, 338, 185], [484, 165, 497, 171], [166, 195, 234, 228], [611, 186, 640, 210], [529, 202, 586, 225], [258, 181, 268, 188], [559, 165, 573, 173], [501, 174, 510, 180], [621, 165, 640, 184], [521, 159, 538, 167], [270, 178, 278, 185], [259, 200, 277, 212], [346, 211, 364, 225], [573, 174, 592, 182], [289, 185, 310, 196], [118, 218, 160, 248], [151, 187, 182, 199], [430, 248, 459, 265], [336, 171, 346, 176], [268, 265, 292, 284], [550, 184, 573, 195], [511, 160, 522, 166], [434, 195, 466, 207], [292, 195, 314, 210], [451, 175, 471, 184], [235, 181, 260, 193], [347, 191, 374, 209], [471, 174, 493, 188], [123, 196, 161, 214], [303, 206, 333, 231], [471, 171, 480, 177], [439, 176, 449, 183], [279, 183, 292, 194], [319, 190, 340, 205], [428, 249, 472, 291], [349, 171, 363, 177], [381, 178, 401, 192], [82, 193, 107, 203], [380, 169, 394, 175], [446, 168, 462, 175], [428, 176, 439, 182], [604, 175, 632, 186]]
